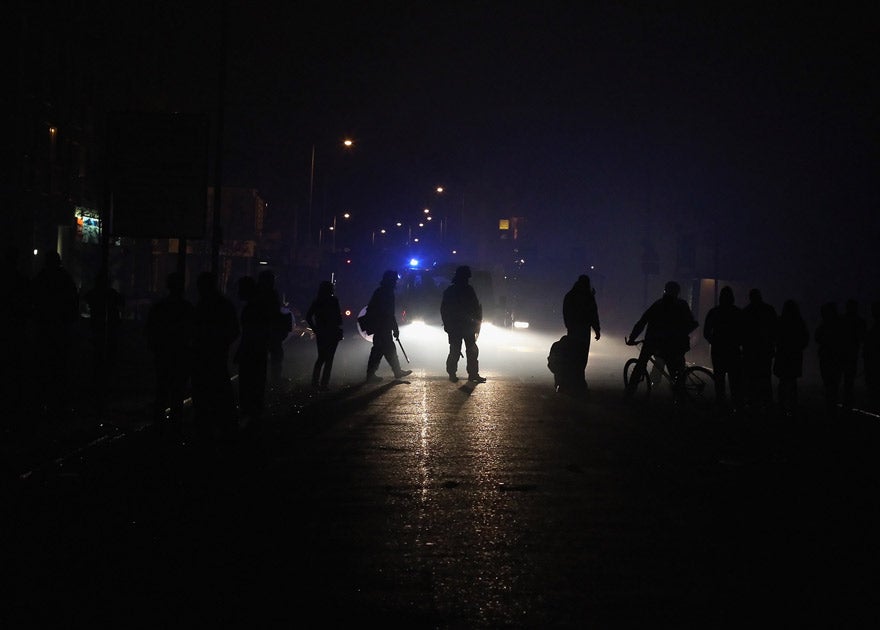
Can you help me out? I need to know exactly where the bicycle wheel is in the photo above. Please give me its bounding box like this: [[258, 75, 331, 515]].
[[624, 358, 652, 399], [678, 366, 715, 408]]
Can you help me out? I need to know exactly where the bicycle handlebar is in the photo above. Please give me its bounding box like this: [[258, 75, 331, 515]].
[[624, 336, 642, 347]]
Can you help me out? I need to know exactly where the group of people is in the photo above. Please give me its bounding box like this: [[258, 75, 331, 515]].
[[356, 265, 483, 385], [145, 269, 287, 441], [702, 288, 878, 416]]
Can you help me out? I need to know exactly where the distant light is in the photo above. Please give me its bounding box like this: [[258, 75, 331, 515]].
[[328, 226, 334, 231], [513, 321, 530, 329], [33, 249, 38, 256], [346, 259, 352, 264], [423, 208, 430, 214], [409, 258, 419, 267], [418, 223, 424, 228], [590, 265, 595, 270], [258, 260, 269, 265], [426, 216, 432, 221], [343, 139, 353, 147], [344, 309, 352, 316], [380, 229, 386, 234], [343, 212, 350, 219], [413, 238, 420, 243], [451, 250, 457, 255]]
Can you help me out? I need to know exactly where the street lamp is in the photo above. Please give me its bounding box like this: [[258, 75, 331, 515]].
[[307, 138, 354, 247]]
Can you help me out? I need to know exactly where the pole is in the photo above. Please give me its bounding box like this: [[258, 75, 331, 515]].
[[211, 0, 228, 275]]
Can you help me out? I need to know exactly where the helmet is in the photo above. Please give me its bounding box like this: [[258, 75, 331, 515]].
[[453, 265, 472, 282]]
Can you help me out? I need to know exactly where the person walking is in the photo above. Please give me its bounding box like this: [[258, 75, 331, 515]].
[[625, 280, 698, 400], [364, 270, 412, 383], [83, 267, 125, 378], [703, 286, 744, 411], [191, 271, 240, 442], [840, 298, 867, 410], [234, 275, 271, 432], [30, 251, 79, 421], [773, 299, 809, 418], [257, 270, 286, 381], [441, 265, 486, 383], [145, 271, 195, 426], [815, 301, 845, 416], [741, 288, 778, 412], [306, 280, 343, 391], [561, 274, 601, 394]]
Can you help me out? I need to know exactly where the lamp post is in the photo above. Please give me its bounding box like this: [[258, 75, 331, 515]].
[[307, 138, 354, 247]]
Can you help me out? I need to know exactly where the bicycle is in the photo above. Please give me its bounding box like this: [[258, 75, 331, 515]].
[[623, 337, 716, 409]]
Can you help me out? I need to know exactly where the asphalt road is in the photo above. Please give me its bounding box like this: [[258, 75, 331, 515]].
[[3, 325, 879, 627]]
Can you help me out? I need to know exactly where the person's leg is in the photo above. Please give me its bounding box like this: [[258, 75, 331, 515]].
[[464, 332, 480, 379], [446, 333, 462, 378]]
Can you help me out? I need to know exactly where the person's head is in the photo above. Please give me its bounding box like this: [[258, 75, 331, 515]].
[[166, 271, 185, 296], [196, 271, 218, 299], [452, 265, 472, 284], [381, 270, 398, 288], [258, 270, 276, 289], [318, 280, 334, 298], [574, 274, 592, 292], [781, 299, 800, 320], [238, 275, 257, 301], [719, 286, 734, 306], [748, 288, 763, 304], [664, 281, 680, 298]]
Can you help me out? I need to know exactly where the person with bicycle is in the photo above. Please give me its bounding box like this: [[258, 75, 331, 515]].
[[625, 280, 698, 399]]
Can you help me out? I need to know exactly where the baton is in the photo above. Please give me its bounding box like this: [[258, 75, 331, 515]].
[[396, 337, 410, 363]]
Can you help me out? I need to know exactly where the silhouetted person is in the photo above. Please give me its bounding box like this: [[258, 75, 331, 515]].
[[365, 270, 412, 383], [864, 301, 880, 412], [703, 286, 744, 411], [1, 246, 32, 423], [306, 280, 343, 391], [234, 275, 271, 432], [741, 288, 778, 411], [30, 251, 79, 420], [626, 280, 698, 399], [815, 301, 845, 415], [773, 299, 809, 418], [840, 298, 867, 409], [83, 267, 124, 379], [191, 271, 240, 442], [145, 271, 194, 425], [441, 265, 485, 383], [561, 274, 601, 394], [258, 270, 286, 381]]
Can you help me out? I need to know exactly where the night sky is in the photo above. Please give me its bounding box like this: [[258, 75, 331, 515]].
[[56, 1, 880, 316]]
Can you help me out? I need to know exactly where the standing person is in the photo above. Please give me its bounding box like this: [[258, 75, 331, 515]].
[[815, 301, 845, 416], [625, 280, 698, 399], [1, 246, 32, 425], [773, 299, 809, 418], [30, 251, 79, 420], [234, 276, 271, 432], [703, 286, 744, 411], [364, 270, 412, 383], [441, 265, 486, 383], [840, 298, 867, 410], [561, 274, 601, 394], [83, 267, 125, 378], [145, 271, 195, 426], [864, 301, 880, 412], [306, 280, 343, 391], [741, 288, 778, 412], [257, 270, 286, 381], [191, 271, 240, 443]]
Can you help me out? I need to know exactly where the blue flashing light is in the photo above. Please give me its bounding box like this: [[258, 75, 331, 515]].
[[409, 258, 420, 268]]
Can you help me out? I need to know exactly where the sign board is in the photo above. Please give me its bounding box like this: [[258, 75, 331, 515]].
[[108, 112, 209, 238]]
